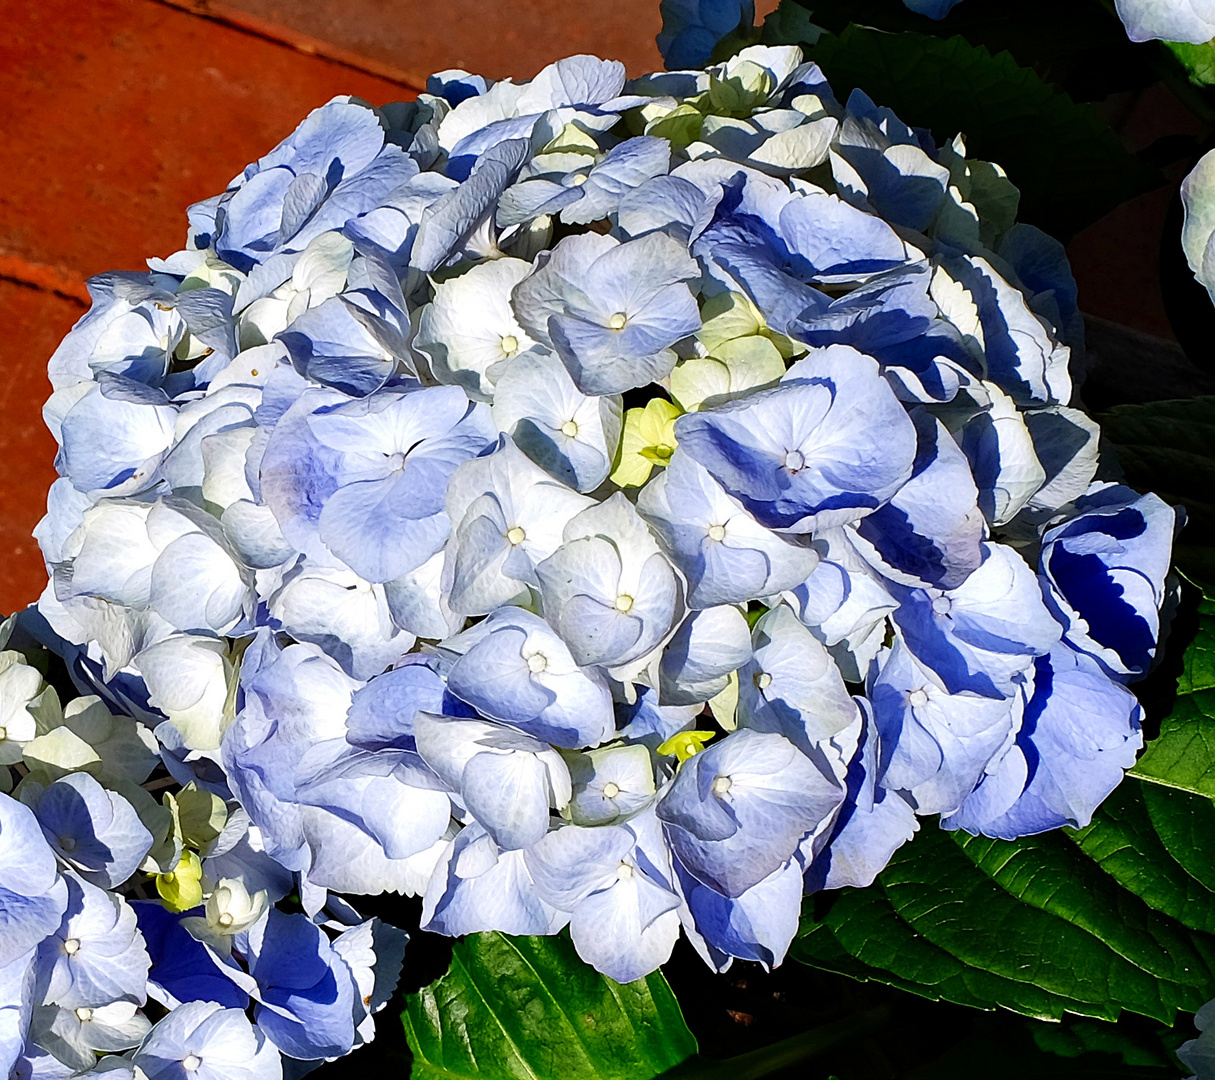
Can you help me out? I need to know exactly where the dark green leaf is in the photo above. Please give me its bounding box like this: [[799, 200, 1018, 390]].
[[1098, 396, 1215, 546], [765, 23, 1159, 240], [400, 932, 697, 1080], [792, 788, 1215, 1024], [780, 0, 1160, 104], [1132, 595, 1215, 796], [1070, 781, 1215, 933], [788, 0, 1135, 79], [1027, 1015, 1178, 1069], [906, 1019, 1179, 1078], [795, 859, 1088, 1018], [661, 1010, 889, 1080], [758, 2, 822, 48], [1141, 777, 1215, 890]]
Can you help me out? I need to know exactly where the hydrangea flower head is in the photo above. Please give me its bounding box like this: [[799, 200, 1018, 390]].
[[21, 37, 1176, 1006]]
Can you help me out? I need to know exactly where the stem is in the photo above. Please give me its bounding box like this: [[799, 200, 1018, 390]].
[[665, 1007, 892, 1080]]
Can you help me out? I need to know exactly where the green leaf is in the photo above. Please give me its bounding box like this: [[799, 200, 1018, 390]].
[[1165, 39, 1215, 88], [758, 1, 822, 48], [773, 24, 1159, 240], [1141, 776, 1215, 891], [1131, 594, 1215, 796], [1027, 1015, 1177, 1070], [792, 785, 1215, 1024], [400, 932, 697, 1080], [776, 0, 1158, 106], [1098, 397, 1215, 549], [907, 1016, 1180, 1078], [1070, 781, 1215, 934]]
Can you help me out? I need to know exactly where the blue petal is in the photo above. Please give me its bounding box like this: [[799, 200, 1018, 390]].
[[804, 701, 918, 891], [657, 729, 842, 896], [133, 903, 250, 1011], [422, 825, 568, 937], [944, 645, 1144, 838], [675, 346, 917, 532], [853, 409, 985, 590], [23, 774, 153, 890], [245, 910, 357, 1060], [1039, 483, 1175, 681], [657, 0, 756, 69]]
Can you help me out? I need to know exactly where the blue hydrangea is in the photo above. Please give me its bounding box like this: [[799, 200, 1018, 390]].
[[1039, 483, 1176, 681], [657, 0, 755, 69], [902, 0, 966, 17], [132, 1000, 280, 1080], [0, 796, 69, 969], [24, 36, 1176, 1006], [20, 774, 153, 890]]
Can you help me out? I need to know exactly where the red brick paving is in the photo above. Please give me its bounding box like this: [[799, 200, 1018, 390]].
[[212, 0, 667, 81], [210, 0, 780, 81], [0, 0, 412, 284], [0, 283, 78, 614]]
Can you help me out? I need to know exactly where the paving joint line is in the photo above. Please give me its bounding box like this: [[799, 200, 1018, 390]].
[[0, 256, 89, 307], [146, 0, 427, 92]]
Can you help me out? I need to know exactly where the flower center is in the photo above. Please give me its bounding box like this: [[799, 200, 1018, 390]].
[[500, 334, 519, 356], [506, 525, 526, 546], [712, 775, 733, 796], [783, 449, 805, 472], [59, 836, 76, 853], [218, 912, 235, 928], [614, 594, 634, 613], [601, 781, 620, 799], [931, 596, 952, 616], [75, 1008, 93, 1022], [571, 172, 589, 186], [616, 861, 634, 880], [653, 443, 673, 460], [526, 653, 548, 674], [182, 1055, 202, 1072], [385, 450, 408, 473], [63, 938, 81, 956], [908, 688, 929, 708], [560, 419, 579, 438], [707, 524, 726, 542], [754, 671, 772, 691], [0, 726, 7, 741], [608, 312, 627, 330]]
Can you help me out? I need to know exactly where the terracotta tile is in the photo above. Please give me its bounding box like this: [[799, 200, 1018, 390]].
[[0, 0, 414, 283], [0, 283, 78, 613], [209, 0, 781, 81]]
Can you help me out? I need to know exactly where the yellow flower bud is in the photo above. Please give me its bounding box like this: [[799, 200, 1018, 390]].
[[156, 851, 204, 912], [656, 730, 717, 763]]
